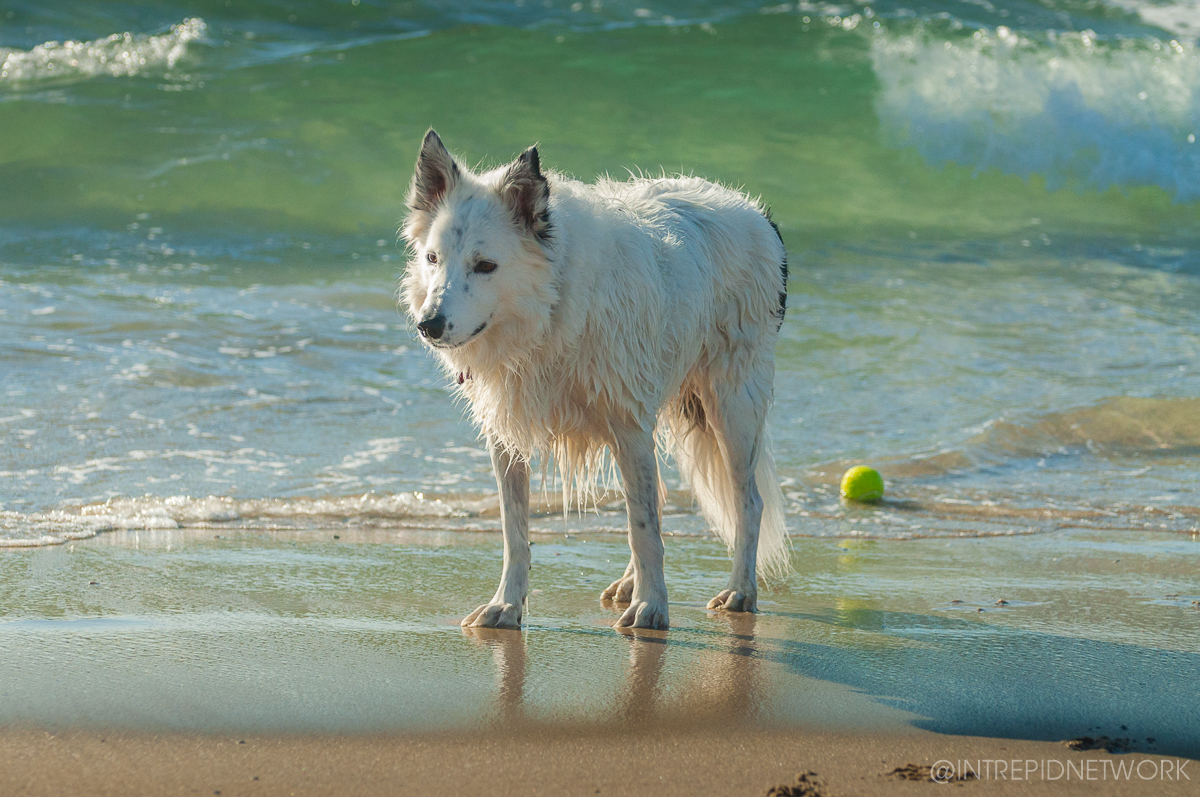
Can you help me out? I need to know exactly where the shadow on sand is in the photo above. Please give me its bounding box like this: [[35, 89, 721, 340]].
[[464, 607, 1200, 760]]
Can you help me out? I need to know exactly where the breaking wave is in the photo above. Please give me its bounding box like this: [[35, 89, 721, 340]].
[[1104, 0, 1200, 40], [893, 396, 1200, 472], [0, 18, 205, 84], [806, 398, 1200, 483], [871, 24, 1200, 202]]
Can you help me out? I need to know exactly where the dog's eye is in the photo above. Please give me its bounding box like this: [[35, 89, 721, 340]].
[[474, 260, 498, 274], [426, 252, 437, 264]]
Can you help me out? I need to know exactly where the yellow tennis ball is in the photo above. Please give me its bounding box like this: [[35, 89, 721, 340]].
[[840, 465, 884, 502]]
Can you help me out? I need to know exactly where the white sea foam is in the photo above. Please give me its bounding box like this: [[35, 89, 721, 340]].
[[0, 18, 205, 83], [871, 25, 1200, 200], [1103, 0, 1200, 40], [0, 492, 476, 547], [2, 470, 1194, 548]]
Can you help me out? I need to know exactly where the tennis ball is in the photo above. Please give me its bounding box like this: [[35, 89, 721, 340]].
[[840, 465, 884, 502]]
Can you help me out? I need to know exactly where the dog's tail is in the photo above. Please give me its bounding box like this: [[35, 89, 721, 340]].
[[673, 425, 791, 581]]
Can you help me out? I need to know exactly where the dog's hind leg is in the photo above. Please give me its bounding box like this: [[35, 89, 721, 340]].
[[611, 424, 670, 630], [600, 556, 635, 603], [462, 437, 530, 628], [706, 389, 765, 612], [691, 378, 772, 613]]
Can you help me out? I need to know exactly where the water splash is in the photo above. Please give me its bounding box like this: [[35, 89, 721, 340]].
[[0, 18, 205, 83], [1104, 0, 1200, 40], [871, 25, 1200, 201]]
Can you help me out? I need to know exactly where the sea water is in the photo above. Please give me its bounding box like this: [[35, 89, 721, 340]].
[[1, 0, 1197, 543], [1, 0, 1198, 752]]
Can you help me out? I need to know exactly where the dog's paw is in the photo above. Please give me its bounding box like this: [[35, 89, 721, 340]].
[[707, 589, 757, 613], [461, 602, 522, 628], [600, 575, 635, 603], [614, 599, 669, 630]]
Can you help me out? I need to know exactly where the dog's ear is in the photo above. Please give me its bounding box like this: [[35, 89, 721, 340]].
[[499, 146, 551, 241], [407, 129, 460, 214]]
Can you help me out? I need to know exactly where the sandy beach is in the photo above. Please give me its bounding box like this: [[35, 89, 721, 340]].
[[4, 724, 1195, 796]]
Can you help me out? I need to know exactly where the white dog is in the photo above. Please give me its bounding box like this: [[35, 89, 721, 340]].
[[400, 130, 789, 630]]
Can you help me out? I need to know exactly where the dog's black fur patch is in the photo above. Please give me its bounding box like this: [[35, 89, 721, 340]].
[[763, 207, 788, 327]]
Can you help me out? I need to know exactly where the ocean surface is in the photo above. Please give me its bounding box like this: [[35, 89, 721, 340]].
[[1, 0, 1198, 548]]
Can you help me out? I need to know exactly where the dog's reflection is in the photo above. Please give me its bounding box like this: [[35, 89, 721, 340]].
[[466, 612, 763, 726], [613, 627, 669, 722], [687, 611, 763, 722], [462, 626, 527, 720]]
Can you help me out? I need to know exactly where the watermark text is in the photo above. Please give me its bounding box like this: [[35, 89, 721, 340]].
[[930, 758, 1190, 784]]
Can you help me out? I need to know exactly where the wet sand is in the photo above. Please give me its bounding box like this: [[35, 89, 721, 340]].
[[1, 526, 1197, 795], [3, 724, 1195, 796]]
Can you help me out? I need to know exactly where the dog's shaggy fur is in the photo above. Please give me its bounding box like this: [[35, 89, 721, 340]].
[[400, 130, 789, 630]]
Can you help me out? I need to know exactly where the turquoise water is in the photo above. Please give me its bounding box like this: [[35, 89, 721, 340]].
[[1, 3, 1198, 544]]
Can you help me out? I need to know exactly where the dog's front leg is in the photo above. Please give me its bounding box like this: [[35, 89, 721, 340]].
[[462, 438, 530, 628], [612, 426, 669, 630]]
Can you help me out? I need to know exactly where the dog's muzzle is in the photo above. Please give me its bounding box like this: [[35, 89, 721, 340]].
[[417, 313, 446, 341]]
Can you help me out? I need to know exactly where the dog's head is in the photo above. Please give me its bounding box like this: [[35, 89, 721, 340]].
[[399, 130, 557, 367]]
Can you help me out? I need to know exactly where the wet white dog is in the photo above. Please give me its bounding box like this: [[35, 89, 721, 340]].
[[400, 130, 790, 630]]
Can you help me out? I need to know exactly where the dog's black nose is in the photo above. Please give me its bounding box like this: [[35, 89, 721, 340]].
[[418, 313, 446, 340]]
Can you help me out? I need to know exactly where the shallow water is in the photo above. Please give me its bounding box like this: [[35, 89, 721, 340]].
[[1, 528, 1197, 757]]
